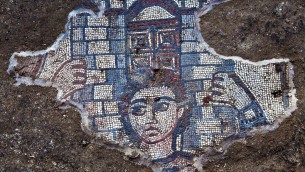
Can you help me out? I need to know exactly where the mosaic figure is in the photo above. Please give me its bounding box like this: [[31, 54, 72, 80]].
[[120, 69, 195, 171], [8, 0, 296, 171]]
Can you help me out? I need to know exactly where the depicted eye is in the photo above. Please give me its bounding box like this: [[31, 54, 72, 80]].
[[131, 106, 147, 116], [154, 102, 169, 112]]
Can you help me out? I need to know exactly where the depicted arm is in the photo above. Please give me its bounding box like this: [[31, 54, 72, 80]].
[[10, 38, 87, 101], [211, 72, 267, 130], [12, 53, 45, 79]]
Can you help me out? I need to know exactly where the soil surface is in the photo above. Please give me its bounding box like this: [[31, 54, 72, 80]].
[[0, 0, 304, 171]]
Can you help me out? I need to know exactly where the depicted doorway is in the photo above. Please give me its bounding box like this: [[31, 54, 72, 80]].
[[125, 1, 181, 74]]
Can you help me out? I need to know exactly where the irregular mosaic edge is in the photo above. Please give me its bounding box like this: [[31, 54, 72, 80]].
[[6, 1, 298, 171]]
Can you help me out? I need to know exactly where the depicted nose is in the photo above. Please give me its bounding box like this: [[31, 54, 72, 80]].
[[146, 105, 158, 124]]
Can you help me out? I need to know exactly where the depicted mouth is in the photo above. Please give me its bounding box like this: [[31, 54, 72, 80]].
[[143, 126, 161, 138], [144, 126, 160, 132]]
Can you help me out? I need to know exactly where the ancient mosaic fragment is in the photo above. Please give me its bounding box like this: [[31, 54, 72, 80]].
[[8, 0, 296, 171]]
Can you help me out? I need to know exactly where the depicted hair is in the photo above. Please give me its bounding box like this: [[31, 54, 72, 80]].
[[119, 69, 191, 148]]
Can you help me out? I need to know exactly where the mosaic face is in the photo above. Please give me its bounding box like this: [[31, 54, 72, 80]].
[[128, 86, 182, 144], [8, 0, 296, 171]]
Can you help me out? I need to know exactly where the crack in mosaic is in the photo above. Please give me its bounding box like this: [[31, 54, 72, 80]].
[[8, 0, 296, 171]]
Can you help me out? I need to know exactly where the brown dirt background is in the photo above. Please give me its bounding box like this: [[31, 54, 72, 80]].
[[0, 0, 304, 171]]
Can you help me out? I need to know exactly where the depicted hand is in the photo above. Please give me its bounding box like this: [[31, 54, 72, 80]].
[[51, 59, 87, 100], [10, 39, 87, 101], [211, 72, 251, 109]]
